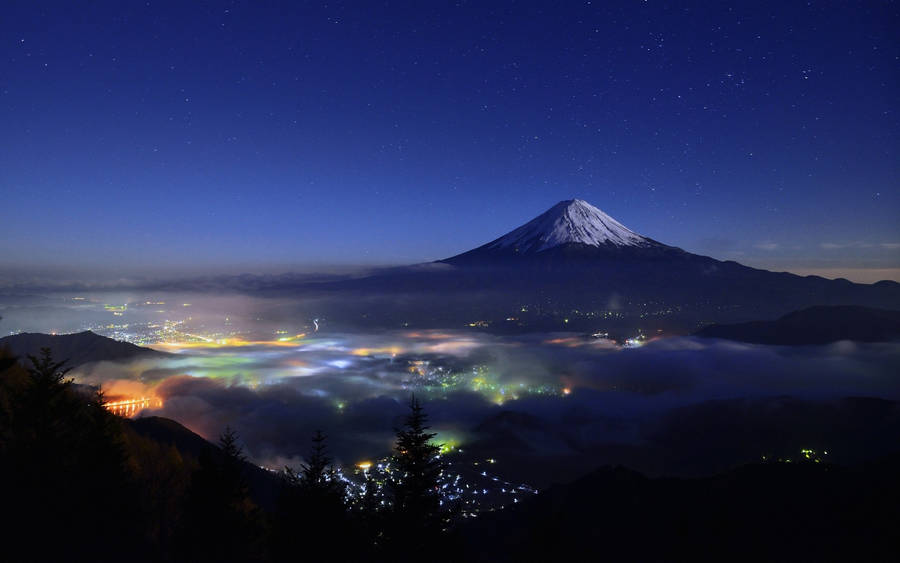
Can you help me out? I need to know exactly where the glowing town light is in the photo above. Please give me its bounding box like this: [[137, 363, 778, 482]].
[[350, 346, 404, 357], [103, 396, 162, 417], [436, 433, 462, 455], [154, 334, 307, 350]]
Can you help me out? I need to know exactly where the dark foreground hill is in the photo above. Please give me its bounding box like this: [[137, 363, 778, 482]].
[[2, 344, 898, 561], [0, 330, 165, 367], [121, 416, 900, 562], [696, 305, 900, 345], [129, 416, 280, 511], [464, 454, 900, 562]]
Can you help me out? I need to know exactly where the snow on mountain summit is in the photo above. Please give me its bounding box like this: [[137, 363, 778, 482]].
[[486, 199, 652, 253]]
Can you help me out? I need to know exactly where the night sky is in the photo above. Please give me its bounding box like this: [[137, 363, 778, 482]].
[[2, 1, 897, 281]]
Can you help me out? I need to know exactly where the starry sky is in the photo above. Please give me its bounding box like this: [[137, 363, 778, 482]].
[[1, 1, 898, 282]]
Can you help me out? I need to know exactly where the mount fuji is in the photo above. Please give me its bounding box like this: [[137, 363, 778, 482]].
[[469, 199, 654, 252], [443, 199, 682, 265], [319, 199, 899, 330]]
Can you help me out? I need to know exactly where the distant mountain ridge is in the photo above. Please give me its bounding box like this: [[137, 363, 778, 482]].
[[13, 199, 889, 333], [0, 330, 165, 367], [695, 306, 900, 345], [320, 199, 900, 329]]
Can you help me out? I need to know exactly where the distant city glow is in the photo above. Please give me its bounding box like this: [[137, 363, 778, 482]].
[[104, 396, 163, 417]]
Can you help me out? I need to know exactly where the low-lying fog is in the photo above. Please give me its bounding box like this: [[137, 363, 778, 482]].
[[3, 290, 899, 484]]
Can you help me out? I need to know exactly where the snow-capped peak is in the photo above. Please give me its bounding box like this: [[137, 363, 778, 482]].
[[486, 199, 652, 253]]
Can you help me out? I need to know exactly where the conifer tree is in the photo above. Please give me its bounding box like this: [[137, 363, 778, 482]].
[[388, 395, 447, 557], [25, 347, 72, 427], [178, 426, 265, 562], [273, 430, 349, 561], [357, 470, 384, 550], [298, 429, 346, 510], [26, 346, 72, 386], [219, 425, 249, 492], [299, 430, 333, 488], [3, 347, 139, 561], [392, 395, 442, 516]]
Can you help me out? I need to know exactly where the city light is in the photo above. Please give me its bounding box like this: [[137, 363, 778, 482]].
[[104, 397, 163, 417]]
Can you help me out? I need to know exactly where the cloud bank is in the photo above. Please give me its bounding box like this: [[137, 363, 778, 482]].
[[69, 331, 900, 476]]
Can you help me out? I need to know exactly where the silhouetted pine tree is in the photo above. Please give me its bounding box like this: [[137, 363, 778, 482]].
[[0, 347, 140, 562], [178, 426, 266, 562], [272, 430, 352, 561], [356, 470, 384, 550], [300, 431, 332, 486], [23, 348, 73, 441], [219, 425, 249, 488], [271, 465, 303, 562], [387, 395, 448, 559], [26, 346, 72, 385]]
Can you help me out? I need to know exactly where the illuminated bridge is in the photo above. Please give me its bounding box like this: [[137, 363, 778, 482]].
[[103, 397, 161, 417]]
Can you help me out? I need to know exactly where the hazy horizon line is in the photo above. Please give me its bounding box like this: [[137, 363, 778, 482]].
[[0, 263, 898, 293]]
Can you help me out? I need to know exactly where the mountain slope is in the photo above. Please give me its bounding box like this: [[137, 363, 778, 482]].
[[443, 199, 687, 265], [696, 306, 900, 345], [482, 199, 654, 252], [129, 416, 280, 511], [0, 330, 165, 367], [316, 199, 900, 329], [464, 454, 900, 562], [438, 200, 899, 311]]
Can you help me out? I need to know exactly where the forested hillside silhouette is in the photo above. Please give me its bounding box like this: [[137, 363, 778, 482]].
[[1, 345, 897, 562]]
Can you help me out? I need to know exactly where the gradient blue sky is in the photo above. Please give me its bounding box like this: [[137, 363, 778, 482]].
[[1, 1, 898, 282]]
